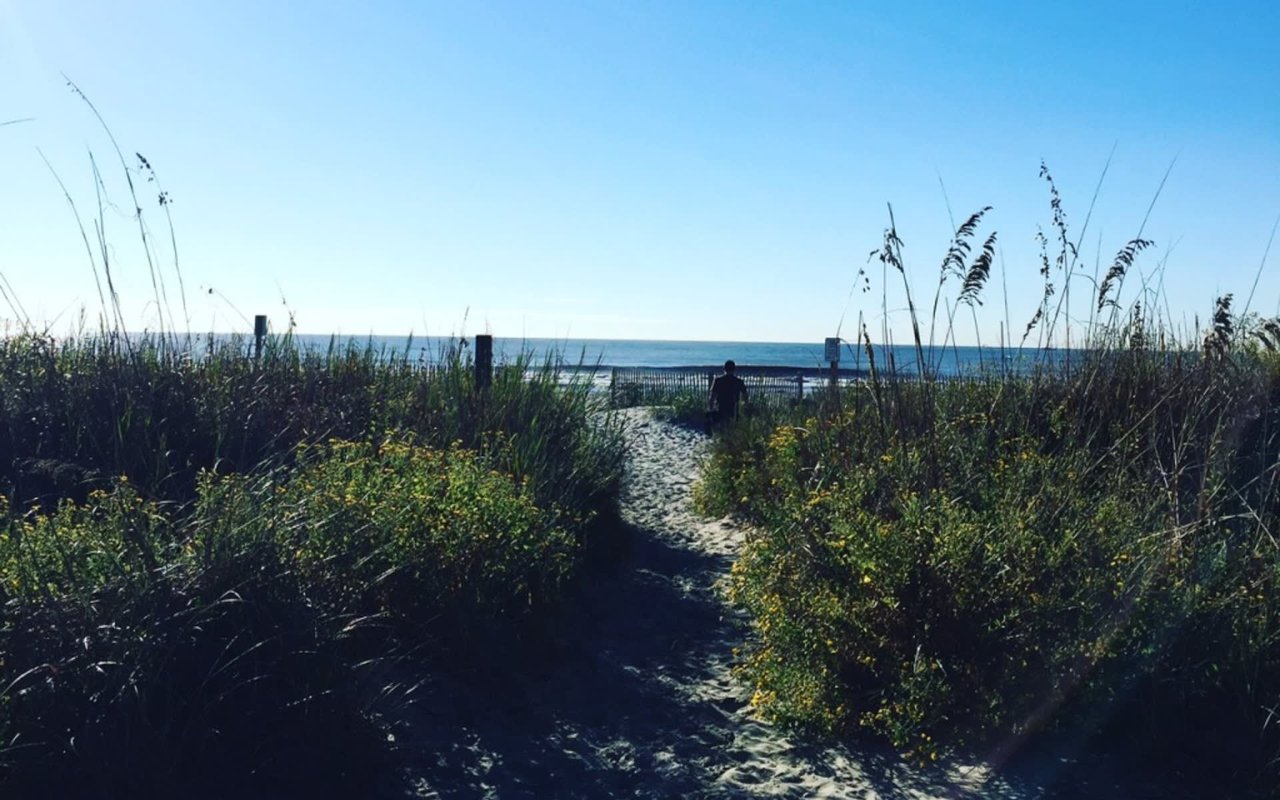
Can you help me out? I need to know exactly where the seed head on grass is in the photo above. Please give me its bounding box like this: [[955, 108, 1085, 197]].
[[1097, 238, 1155, 311], [958, 231, 998, 307]]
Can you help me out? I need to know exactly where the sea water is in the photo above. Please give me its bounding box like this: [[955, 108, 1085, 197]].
[[286, 334, 1069, 378]]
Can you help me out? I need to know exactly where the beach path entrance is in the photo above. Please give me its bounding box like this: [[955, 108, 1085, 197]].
[[384, 409, 1153, 799]]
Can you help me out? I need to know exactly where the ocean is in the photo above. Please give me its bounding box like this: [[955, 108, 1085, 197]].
[[287, 335, 1061, 378]]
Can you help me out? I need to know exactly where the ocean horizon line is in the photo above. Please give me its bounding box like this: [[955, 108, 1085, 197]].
[[33, 330, 1097, 377], [104, 330, 1095, 351]]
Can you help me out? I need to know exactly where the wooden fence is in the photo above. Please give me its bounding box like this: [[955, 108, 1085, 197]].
[[607, 365, 1032, 409], [608, 367, 808, 409]]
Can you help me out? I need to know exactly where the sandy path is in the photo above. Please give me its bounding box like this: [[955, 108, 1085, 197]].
[[385, 409, 1143, 799]]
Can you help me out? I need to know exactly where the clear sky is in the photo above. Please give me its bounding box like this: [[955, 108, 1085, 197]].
[[1, 1, 1277, 344]]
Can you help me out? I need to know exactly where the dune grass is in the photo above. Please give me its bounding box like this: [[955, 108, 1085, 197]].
[[697, 185, 1280, 791], [3, 102, 631, 793], [0, 331, 625, 796], [0, 331, 619, 511]]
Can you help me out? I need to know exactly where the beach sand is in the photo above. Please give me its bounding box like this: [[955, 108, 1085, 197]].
[[382, 408, 1174, 799]]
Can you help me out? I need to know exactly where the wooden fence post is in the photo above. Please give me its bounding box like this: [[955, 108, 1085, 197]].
[[474, 334, 493, 390], [824, 337, 841, 391], [253, 315, 267, 361]]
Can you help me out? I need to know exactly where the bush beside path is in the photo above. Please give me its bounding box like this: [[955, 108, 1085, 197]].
[[385, 408, 1069, 799]]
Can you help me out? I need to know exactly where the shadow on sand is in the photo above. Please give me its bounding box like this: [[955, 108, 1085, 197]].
[[380, 519, 1063, 799]]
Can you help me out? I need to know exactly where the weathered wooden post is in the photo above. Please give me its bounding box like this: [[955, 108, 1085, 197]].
[[797, 371, 805, 400], [474, 334, 493, 390], [253, 315, 268, 362], [825, 337, 840, 389]]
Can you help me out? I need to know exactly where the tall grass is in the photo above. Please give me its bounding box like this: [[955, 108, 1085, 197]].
[[0, 277, 624, 796], [697, 181, 1280, 791], [1, 332, 620, 513], [3, 104, 626, 794], [0, 330, 625, 795], [0, 482, 391, 796]]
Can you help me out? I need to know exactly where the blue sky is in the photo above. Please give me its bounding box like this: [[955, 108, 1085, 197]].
[[1, 1, 1277, 344]]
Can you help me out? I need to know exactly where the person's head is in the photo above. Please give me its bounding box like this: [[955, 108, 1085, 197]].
[[724, 359, 736, 374]]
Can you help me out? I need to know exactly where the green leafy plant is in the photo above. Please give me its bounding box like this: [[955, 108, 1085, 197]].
[[700, 185, 1280, 790]]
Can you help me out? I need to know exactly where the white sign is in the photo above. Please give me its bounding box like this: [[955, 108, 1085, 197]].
[[824, 337, 841, 363]]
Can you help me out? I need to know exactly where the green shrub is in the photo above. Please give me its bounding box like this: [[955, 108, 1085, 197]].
[[273, 436, 576, 621], [0, 481, 169, 603], [696, 185, 1280, 788], [0, 388, 619, 795], [703, 355, 1280, 785]]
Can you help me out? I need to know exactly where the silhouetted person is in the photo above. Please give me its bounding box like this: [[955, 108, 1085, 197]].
[[708, 360, 747, 429]]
